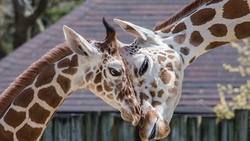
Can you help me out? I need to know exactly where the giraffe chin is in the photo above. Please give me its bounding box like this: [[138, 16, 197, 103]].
[[120, 107, 141, 126], [138, 109, 170, 141]]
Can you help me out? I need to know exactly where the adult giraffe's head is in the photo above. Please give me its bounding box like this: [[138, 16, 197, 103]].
[[63, 18, 141, 126], [114, 0, 250, 140], [114, 19, 183, 140]]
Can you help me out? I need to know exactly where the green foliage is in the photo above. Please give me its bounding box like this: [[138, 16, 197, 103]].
[[214, 38, 250, 119], [42, 0, 83, 26]]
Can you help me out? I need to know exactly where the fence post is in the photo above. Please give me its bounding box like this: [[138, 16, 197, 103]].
[[234, 110, 249, 141], [71, 115, 84, 141], [85, 112, 100, 141], [220, 119, 234, 141], [201, 117, 218, 141], [115, 117, 139, 141], [187, 116, 201, 141], [100, 112, 114, 141]]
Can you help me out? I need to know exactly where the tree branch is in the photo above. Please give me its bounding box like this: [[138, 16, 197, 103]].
[[27, 0, 48, 25], [12, 0, 25, 23]]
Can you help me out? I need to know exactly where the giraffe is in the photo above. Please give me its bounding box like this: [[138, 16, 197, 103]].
[[112, 0, 250, 140], [0, 19, 141, 141]]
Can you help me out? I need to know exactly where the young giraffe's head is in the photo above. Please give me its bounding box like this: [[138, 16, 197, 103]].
[[114, 19, 183, 140], [0, 19, 140, 140], [63, 19, 141, 126]]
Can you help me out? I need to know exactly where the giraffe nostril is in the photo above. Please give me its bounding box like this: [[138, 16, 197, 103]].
[[138, 116, 144, 128], [148, 122, 157, 140]]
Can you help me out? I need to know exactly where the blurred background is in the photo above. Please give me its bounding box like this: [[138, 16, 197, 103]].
[[0, 0, 83, 59]]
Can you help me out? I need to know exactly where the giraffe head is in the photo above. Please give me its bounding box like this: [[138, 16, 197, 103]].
[[114, 19, 184, 140], [63, 18, 140, 126]]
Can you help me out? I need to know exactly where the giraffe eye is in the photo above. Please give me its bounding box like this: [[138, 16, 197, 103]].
[[139, 57, 149, 76], [109, 68, 122, 76]]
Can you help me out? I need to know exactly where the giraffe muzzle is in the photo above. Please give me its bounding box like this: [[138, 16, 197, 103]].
[[138, 109, 170, 141], [148, 120, 157, 140]]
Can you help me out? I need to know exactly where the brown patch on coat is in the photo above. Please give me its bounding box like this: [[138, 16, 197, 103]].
[[165, 50, 175, 54], [151, 79, 158, 88], [180, 47, 190, 56], [13, 88, 34, 108], [189, 31, 204, 47], [37, 86, 63, 108], [96, 85, 103, 92], [85, 72, 94, 82], [94, 72, 102, 84], [152, 101, 162, 107], [223, 0, 250, 19], [159, 68, 171, 85], [16, 123, 43, 141], [168, 55, 175, 59], [189, 56, 196, 64], [172, 22, 187, 34], [190, 8, 216, 26], [168, 44, 174, 49], [166, 62, 173, 71], [234, 22, 250, 39], [104, 80, 113, 92], [158, 56, 167, 64], [60, 55, 78, 75], [57, 75, 71, 94], [62, 68, 78, 75], [150, 91, 156, 97], [107, 94, 114, 100], [158, 89, 164, 98], [4, 108, 26, 128], [0, 124, 14, 140], [208, 24, 228, 37], [153, 0, 213, 31], [174, 34, 186, 44], [35, 64, 56, 88], [57, 58, 70, 68], [140, 92, 149, 105], [159, 52, 167, 56], [205, 41, 228, 50], [29, 103, 50, 124]]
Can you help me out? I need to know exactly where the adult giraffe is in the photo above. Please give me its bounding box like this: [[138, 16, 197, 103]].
[[0, 19, 141, 141], [113, 0, 250, 140]]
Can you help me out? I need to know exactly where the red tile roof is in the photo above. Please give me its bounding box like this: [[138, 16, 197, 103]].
[[0, 0, 247, 114]]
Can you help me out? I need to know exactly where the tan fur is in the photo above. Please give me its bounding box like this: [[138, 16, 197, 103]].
[[0, 42, 72, 116], [153, 0, 213, 31]]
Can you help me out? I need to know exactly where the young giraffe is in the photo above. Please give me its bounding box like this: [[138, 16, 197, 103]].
[[113, 0, 250, 140], [0, 19, 141, 141]]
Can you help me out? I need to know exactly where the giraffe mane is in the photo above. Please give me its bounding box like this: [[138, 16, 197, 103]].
[[153, 0, 213, 31], [0, 42, 72, 116]]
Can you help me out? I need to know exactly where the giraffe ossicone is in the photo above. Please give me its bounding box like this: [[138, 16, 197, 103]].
[[0, 18, 140, 141], [113, 0, 250, 140]]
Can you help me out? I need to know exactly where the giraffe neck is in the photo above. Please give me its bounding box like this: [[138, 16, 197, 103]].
[[156, 0, 250, 67], [0, 43, 94, 141]]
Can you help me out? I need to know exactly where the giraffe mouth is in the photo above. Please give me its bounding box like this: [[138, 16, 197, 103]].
[[138, 116, 157, 140], [148, 121, 157, 140]]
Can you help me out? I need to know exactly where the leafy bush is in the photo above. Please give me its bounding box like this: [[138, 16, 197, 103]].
[[214, 38, 250, 119]]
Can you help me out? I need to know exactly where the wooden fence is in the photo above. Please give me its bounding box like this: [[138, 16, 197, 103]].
[[40, 110, 250, 141]]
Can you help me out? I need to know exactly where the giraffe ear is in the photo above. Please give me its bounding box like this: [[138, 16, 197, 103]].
[[114, 18, 156, 41], [63, 25, 97, 56]]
